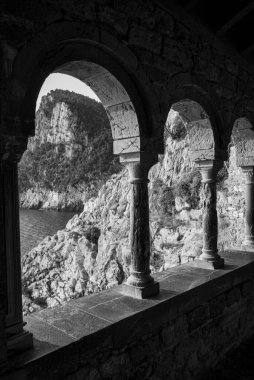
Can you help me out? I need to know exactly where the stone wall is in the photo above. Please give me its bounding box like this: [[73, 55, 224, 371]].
[[3, 0, 254, 146], [6, 251, 254, 380], [62, 269, 254, 380]]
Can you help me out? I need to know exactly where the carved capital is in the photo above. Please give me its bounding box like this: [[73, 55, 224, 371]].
[[120, 152, 158, 183], [0, 135, 28, 163], [195, 159, 223, 183], [241, 166, 254, 184]]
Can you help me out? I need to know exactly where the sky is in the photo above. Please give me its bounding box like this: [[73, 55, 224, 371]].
[[36, 73, 101, 110]]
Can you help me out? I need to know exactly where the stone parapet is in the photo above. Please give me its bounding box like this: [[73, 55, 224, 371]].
[[3, 250, 254, 380]]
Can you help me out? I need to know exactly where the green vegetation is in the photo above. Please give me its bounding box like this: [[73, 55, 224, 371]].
[[18, 90, 121, 194], [164, 117, 187, 141], [152, 168, 201, 217], [173, 168, 202, 209], [217, 166, 229, 191]]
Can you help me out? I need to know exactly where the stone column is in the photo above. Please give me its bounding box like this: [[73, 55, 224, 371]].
[[119, 152, 159, 299], [241, 166, 254, 249], [0, 161, 7, 370], [196, 160, 224, 269], [1, 136, 33, 352]]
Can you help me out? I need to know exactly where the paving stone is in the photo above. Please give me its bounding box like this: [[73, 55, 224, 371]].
[[33, 305, 111, 339]]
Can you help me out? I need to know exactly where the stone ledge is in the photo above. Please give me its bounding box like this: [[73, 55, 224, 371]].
[[3, 250, 254, 380]]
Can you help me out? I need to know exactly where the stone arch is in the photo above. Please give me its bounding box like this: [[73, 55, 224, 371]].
[[166, 99, 216, 162], [3, 21, 161, 157], [231, 99, 254, 167], [231, 118, 254, 167], [161, 75, 227, 161]]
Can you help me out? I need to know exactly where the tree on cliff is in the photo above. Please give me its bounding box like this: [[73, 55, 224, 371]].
[[18, 90, 121, 196]]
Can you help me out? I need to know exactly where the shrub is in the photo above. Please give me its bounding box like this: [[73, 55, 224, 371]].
[[173, 168, 202, 209], [83, 227, 101, 244], [164, 117, 187, 141], [159, 186, 175, 213], [21, 280, 32, 298], [151, 179, 175, 214], [32, 297, 47, 308], [217, 166, 228, 191]]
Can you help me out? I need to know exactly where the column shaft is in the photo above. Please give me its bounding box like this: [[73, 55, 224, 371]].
[[197, 160, 224, 269], [0, 160, 7, 369], [1, 159, 32, 351], [202, 181, 218, 258], [119, 153, 159, 298], [128, 178, 154, 287]]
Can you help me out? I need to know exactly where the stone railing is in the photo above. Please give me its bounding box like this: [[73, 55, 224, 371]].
[[3, 250, 254, 380]]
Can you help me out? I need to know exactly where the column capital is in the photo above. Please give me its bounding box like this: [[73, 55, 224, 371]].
[[120, 152, 158, 183], [241, 166, 254, 184], [195, 159, 223, 183]]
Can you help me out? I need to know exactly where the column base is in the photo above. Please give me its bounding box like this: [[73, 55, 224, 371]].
[[193, 256, 225, 269], [7, 330, 33, 353], [118, 281, 160, 299]]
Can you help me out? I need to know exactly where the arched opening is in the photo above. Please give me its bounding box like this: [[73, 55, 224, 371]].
[[3, 43, 159, 348], [18, 60, 147, 314], [149, 99, 225, 271]]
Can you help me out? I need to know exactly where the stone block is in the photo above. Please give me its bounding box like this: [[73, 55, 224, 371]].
[[209, 294, 226, 318], [241, 280, 253, 297], [86, 72, 129, 108], [130, 335, 160, 365], [129, 24, 162, 55], [226, 287, 241, 307], [99, 7, 128, 36], [114, 0, 153, 21], [154, 7, 175, 36], [163, 39, 190, 68], [106, 101, 139, 140], [161, 316, 188, 347], [113, 136, 140, 155], [100, 352, 131, 378], [188, 304, 209, 332]]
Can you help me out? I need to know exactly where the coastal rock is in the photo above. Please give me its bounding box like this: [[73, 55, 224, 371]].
[[19, 90, 121, 211], [21, 111, 245, 313]]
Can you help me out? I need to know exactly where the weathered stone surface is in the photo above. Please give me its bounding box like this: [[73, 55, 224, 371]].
[[189, 119, 215, 160], [233, 118, 254, 167], [15, 252, 254, 380], [129, 24, 162, 54], [106, 101, 139, 140], [113, 136, 140, 154]]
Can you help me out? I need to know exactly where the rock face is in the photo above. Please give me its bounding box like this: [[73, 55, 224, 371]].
[[22, 110, 246, 313], [217, 146, 245, 247], [19, 185, 86, 212], [22, 171, 129, 313], [32, 99, 81, 158], [19, 90, 121, 211]]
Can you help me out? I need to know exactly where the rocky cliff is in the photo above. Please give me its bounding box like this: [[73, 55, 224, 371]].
[[19, 90, 121, 211], [22, 109, 246, 314]]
